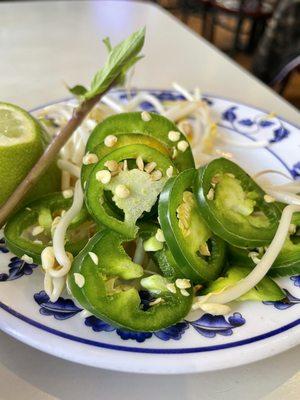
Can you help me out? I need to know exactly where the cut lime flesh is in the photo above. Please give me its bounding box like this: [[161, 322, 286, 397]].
[[0, 103, 35, 146]]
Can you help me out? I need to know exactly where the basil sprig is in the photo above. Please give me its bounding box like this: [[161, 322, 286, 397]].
[[69, 27, 145, 99]]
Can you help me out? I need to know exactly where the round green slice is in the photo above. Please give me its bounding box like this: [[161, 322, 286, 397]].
[[85, 112, 195, 171], [81, 133, 170, 185], [86, 144, 176, 238], [195, 158, 281, 247]]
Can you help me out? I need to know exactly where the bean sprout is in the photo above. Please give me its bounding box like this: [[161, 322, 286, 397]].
[[44, 271, 66, 303], [164, 102, 201, 122], [125, 92, 165, 114], [172, 82, 194, 101], [219, 136, 269, 148], [253, 169, 293, 181], [194, 204, 300, 306], [57, 159, 81, 178], [186, 205, 300, 318], [263, 189, 300, 206], [101, 95, 126, 113], [268, 182, 300, 193], [61, 171, 71, 191], [51, 180, 84, 278]]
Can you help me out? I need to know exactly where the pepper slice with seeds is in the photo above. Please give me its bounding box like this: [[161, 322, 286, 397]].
[[81, 133, 169, 185], [4, 192, 96, 264], [195, 158, 281, 248], [158, 168, 226, 283], [85, 112, 195, 172], [68, 229, 192, 332], [85, 144, 177, 239]]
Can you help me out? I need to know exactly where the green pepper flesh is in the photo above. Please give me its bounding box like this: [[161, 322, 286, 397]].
[[158, 169, 226, 283], [68, 230, 193, 331]]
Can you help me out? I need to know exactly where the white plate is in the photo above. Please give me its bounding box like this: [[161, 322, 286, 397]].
[[0, 89, 299, 374]]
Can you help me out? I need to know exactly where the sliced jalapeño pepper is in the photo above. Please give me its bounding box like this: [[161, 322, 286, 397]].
[[68, 229, 193, 332], [86, 144, 176, 238], [85, 112, 195, 172], [81, 133, 169, 185], [228, 212, 300, 277], [201, 266, 284, 301], [158, 168, 226, 283], [4, 193, 96, 264], [195, 158, 281, 248]]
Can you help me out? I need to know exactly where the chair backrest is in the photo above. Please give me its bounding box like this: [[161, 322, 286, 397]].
[[211, 0, 275, 18], [270, 55, 300, 86]]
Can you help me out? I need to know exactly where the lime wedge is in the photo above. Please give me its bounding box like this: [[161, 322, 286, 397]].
[[0, 102, 60, 207]]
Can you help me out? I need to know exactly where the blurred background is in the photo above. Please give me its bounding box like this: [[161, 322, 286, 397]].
[[8, 0, 300, 109], [154, 0, 300, 108]]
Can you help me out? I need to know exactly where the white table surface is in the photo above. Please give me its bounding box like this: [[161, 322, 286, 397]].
[[0, 1, 299, 399]]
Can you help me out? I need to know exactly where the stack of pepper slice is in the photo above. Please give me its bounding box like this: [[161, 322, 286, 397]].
[[5, 112, 294, 333], [158, 168, 226, 283]]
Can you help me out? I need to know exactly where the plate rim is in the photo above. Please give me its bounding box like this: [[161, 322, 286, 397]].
[[29, 89, 300, 131]]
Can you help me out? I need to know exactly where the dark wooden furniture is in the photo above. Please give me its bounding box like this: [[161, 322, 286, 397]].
[[181, 0, 212, 37], [270, 55, 300, 94], [208, 1, 276, 55]]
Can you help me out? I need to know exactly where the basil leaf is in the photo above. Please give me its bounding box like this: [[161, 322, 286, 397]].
[[117, 55, 144, 86], [84, 27, 145, 100]]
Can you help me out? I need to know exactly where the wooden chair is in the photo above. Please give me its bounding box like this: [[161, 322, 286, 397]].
[[208, 0, 276, 56], [180, 0, 212, 37], [270, 55, 300, 94], [154, 0, 212, 37]]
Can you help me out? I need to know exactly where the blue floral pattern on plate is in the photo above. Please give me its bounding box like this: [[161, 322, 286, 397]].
[[85, 312, 244, 342], [263, 289, 300, 310], [0, 256, 38, 282], [0, 238, 9, 254], [222, 106, 237, 123], [34, 291, 82, 320], [31, 270, 299, 342], [118, 91, 186, 103], [238, 118, 254, 127], [291, 162, 300, 179], [33, 291, 245, 343], [0, 238, 38, 282], [259, 120, 274, 127], [117, 90, 213, 112], [86, 314, 189, 342], [290, 275, 300, 287], [189, 312, 245, 338], [270, 126, 289, 143], [221, 105, 290, 144], [85, 315, 115, 332]]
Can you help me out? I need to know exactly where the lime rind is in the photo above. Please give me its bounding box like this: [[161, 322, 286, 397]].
[[0, 102, 60, 206]]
